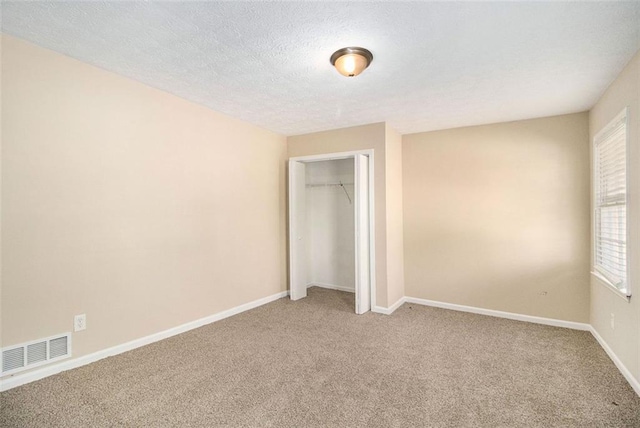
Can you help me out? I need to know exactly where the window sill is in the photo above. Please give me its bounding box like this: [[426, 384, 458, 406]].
[[591, 271, 631, 302]]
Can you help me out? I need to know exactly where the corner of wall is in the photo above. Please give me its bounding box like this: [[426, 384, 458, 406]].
[[384, 124, 405, 306], [588, 48, 640, 387]]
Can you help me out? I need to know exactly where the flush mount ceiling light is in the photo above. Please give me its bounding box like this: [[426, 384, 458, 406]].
[[330, 47, 373, 77]]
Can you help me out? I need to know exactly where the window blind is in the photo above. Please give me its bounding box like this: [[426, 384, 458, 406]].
[[594, 110, 628, 294]]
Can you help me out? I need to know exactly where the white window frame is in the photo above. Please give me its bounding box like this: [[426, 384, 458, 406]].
[[592, 107, 631, 299]]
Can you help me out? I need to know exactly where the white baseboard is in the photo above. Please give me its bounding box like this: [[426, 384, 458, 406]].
[[307, 282, 355, 293], [402, 296, 638, 396], [590, 326, 640, 396], [0, 290, 289, 392], [404, 296, 591, 331], [372, 306, 391, 315], [4, 290, 638, 399], [372, 296, 406, 315]]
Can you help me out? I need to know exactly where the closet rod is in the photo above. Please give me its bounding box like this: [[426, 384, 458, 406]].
[[306, 183, 354, 187], [307, 181, 353, 204]]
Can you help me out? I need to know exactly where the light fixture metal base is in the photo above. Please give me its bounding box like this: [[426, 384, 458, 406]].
[[330, 47, 373, 67]]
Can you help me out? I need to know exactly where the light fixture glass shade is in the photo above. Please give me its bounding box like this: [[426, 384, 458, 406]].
[[334, 53, 368, 77], [330, 47, 373, 77]]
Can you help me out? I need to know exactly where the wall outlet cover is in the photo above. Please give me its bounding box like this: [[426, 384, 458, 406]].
[[610, 313, 615, 330], [74, 314, 86, 332]]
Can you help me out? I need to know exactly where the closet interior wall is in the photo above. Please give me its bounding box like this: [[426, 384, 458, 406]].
[[305, 159, 355, 292]]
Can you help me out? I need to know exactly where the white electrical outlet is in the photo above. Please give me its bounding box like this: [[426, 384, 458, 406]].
[[74, 314, 87, 332], [610, 313, 615, 330]]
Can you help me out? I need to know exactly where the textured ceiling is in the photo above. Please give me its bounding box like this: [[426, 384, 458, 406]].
[[2, 1, 639, 136]]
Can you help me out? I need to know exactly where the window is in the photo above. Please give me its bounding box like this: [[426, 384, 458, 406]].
[[593, 108, 629, 296]]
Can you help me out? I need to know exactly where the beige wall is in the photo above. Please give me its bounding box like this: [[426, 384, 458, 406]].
[[287, 123, 390, 307], [385, 125, 405, 306], [1, 35, 287, 373], [0, 35, 4, 352], [589, 50, 640, 384], [403, 113, 591, 322]]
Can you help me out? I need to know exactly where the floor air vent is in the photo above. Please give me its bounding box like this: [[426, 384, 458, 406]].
[[2, 333, 71, 375]]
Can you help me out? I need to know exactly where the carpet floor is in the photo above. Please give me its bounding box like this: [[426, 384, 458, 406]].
[[1, 287, 639, 427]]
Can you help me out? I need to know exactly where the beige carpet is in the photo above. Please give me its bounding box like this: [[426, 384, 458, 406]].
[[1, 287, 639, 427]]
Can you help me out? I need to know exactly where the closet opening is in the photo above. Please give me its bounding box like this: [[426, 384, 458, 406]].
[[288, 150, 375, 314]]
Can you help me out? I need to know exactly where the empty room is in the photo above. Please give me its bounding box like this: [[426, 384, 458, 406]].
[[1, 1, 640, 426]]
